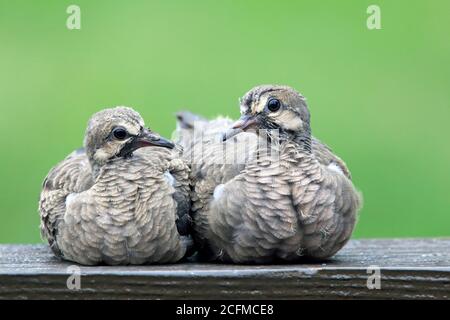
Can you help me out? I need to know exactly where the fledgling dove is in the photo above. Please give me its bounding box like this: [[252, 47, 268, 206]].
[[176, 85, 362, 263], [39, 107, 192, 265]]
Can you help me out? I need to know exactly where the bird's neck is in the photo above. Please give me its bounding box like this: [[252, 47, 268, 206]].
[[279, 130, 312, 154], [89, 157, 115, 181], [252, 131, 312, 167], [90, 162, 102, 181], [292, 133, 312, 153], [89, 151, 136, 180]]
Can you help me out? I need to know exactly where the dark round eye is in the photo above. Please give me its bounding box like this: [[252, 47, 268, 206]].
[[112, 127, 128, 140], [267, 98, 281, 112]]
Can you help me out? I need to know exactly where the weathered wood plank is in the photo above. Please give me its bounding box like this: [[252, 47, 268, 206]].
[[0, 239, 449, 299]]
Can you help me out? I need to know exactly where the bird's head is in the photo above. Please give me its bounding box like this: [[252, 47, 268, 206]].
[[223, 85, 312, 150], [84, 106, 174, 166]]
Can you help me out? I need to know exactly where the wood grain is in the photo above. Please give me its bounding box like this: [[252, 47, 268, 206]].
[[0, 239, 449, 299]]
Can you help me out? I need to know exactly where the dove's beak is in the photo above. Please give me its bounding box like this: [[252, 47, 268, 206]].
[[222, 115, 258, 141], [135, 128, 175, 149], [118, 128, 174, 157]]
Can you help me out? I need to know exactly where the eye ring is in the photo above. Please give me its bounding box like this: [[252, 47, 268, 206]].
[[112, 127, 128, 140], [267, 98, 281, 112]]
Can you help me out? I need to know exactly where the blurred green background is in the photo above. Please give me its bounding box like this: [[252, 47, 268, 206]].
[[0, 0, 449, 243]]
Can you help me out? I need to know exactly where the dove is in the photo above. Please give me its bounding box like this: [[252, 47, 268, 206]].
[[176, 85, 362, 263], [39, 106, 192, 265]]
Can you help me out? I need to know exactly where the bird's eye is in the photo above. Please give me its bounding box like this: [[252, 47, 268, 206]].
[[267, 98, 281, 112], [112, 127, 128, 140]]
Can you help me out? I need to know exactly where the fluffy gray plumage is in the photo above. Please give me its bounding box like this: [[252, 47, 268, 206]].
[[39, 106, 192, 265], [176, 85, 362, 263]]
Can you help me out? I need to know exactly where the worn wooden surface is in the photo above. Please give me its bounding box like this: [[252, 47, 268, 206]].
[[0, 239, 449, 299]]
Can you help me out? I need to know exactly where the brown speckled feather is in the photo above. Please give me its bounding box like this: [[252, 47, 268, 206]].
[[40, 149, 93, 257], [208, 142, 360, 263]]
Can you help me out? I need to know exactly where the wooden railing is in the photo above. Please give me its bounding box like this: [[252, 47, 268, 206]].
[[0, 239, 449, 299]]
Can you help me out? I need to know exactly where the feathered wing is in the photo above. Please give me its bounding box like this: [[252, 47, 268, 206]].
[[290, 149, 362, 259], [166, 152, 196, 256], [311, 137, 352, 179], [39, 148, 93, 257], [169, 157, 192, 235], [142, 146, 193, 237], [205, 145, 362, 263]]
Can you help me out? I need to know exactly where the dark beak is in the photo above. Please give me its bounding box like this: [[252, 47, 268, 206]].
[[135, 128, 175, 149], [118, 128, 174, 157], [222, 115, 258, 141]]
